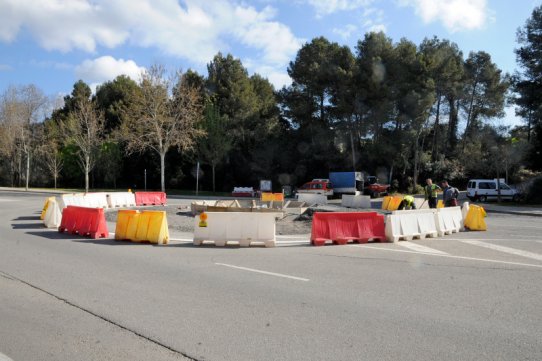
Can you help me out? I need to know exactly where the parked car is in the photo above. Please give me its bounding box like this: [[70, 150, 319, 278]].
[[466, 179, 520, 202], [364, 176, 390, 198], [296, 179, 334, 197]]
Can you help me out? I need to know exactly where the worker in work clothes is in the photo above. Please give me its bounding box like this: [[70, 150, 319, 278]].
[[424, 178, 441, 209], [442, 180, 459, 207], [398, 195, 417, 210]]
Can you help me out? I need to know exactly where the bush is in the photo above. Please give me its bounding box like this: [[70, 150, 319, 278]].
[[526, 177, 542, 204], [408, 184, 425, 195]]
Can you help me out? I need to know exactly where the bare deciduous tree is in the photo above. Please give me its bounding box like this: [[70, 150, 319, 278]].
[[122, 64, 204, 192], [63, 96, 105, 192], [0, 85, 47, 189]]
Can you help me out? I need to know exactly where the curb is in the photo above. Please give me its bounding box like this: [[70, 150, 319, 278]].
[[484, 209, 542, 217]]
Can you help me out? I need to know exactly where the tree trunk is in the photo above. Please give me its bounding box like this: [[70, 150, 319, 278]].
[[349, 129, 356, 171], [25, 152, 30, 191], [447, 96, 458, 153], [54, 172, 57, 189], [160, 151, 166, 192], [320, 93, 325, 124], [462, 81, 478, 151], [85, 155, 90, 193], [431, 95, 441, 161], [212, 163, 216, 193]]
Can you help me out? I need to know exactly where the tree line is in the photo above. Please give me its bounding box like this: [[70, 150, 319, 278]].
[[1, 6, 541, 194]]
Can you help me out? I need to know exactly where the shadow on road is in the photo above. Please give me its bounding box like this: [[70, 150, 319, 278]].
[[12, 216, 40, 221], [11, 222, 46, 230], [26, 230, 73, 239]]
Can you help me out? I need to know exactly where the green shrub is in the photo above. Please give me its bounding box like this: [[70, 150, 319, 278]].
[[526, 177, 542, 204]]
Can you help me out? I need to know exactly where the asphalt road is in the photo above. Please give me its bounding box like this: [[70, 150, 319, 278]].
[[0, 191, 541, 361]]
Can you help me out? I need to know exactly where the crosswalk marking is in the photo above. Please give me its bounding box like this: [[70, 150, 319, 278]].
[[354, 245, 542, 269], [396, 241, 449, 255], [460, 240, 542, 262]]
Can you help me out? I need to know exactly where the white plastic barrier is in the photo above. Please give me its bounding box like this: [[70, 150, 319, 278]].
[[83, 193, 108, 208], [296, 193, 328, 205], [43, 198, 62, 228], [59, 193, 86, 209], [193, 212, 279, 247], [386, 209, 439, 242], [341, 194, 371, 209], [107, 192, 136, 208], [438, 206, 463, 233]]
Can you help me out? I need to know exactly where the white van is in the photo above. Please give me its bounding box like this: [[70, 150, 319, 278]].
[[466, 179, 519, 202]]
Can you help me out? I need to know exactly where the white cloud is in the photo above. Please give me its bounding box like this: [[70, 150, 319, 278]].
[[304, 0, 373, 17], [75, 56, 145, 91], [0, 64, 13, 71], [399, 0, 491, 32], [361, 7, 386, 33], [0, 0, 301, 92], [332, 24, 358, 39]]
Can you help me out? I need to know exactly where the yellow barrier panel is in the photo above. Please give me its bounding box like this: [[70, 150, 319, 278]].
[[40, 196, 55, 220], [387, 196, 403, 211], [381, 196, 391, 210], [464, 205, 487, 231], [261, 192, 284, 202], [115, 210, 169, 244], [437, 200, 444, 208]]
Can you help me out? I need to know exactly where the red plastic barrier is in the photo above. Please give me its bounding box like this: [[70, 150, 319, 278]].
[[310, 212, 386, 246], [58, 206, 109, 239], [135, 192, 167, 206]]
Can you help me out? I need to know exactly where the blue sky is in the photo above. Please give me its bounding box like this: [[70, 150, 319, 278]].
[[0, 0, 540, 127]]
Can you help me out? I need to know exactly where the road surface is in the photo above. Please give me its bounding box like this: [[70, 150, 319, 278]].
[[0, 191, 541, 361]]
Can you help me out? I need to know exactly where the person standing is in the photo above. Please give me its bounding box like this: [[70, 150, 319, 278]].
[[442, 180, 459, 207], [424, 178, 441, 209]]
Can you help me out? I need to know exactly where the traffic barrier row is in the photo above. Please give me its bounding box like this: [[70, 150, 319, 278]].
[[261, 192, 284, 202], [385, 206, 464, 242], [386, 209, 439, 242], [193, 212, 279, 247], [135, 192, 167, 206], [107, 192, 136, 208], [43, 197, 62, 228], [310, 212, 386, 246], [58, 206, 109, 239], [41, 196, 56, 220], [115, 210, 169, 244], [296, 193, 328, 205], [341, 194, 371, 209], [58, 192, 133, 209]]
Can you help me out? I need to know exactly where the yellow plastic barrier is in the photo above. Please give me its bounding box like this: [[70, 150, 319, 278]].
[[437, 200, 444, 208], [115, 210, 169, 244], [381, 196, 391, 210], [261, 192, 284, 202], [464, 205, 487, 231], [40, 196, 55, 220], [387, 196, 403, 211]]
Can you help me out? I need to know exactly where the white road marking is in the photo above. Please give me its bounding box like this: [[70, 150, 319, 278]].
[[276, 235, 311, 239], [350, 245, 542, 269], [215, 263, 310, 281], [170, 238, 192, 242], [397, 241, 449, 255], [460, 240, 542, 262]]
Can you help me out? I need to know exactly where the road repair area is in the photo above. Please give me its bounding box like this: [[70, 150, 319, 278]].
[[0, 190, 541, 361]]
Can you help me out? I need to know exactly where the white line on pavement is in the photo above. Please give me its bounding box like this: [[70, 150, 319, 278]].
[[276, 235, 311, 239], [460, 240, 542, 262], [397, 241, 449, 255], [215, 263, 310, 281], [349, 245, 542, 269]]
